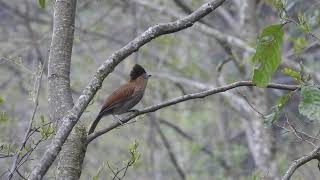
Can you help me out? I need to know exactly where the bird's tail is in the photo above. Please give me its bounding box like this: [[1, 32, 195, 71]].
[[88, 113, 104, 135]]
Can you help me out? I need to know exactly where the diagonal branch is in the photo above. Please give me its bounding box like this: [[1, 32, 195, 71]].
[[152, 115, 186, 180], [29, 1, 227, 179], [133, 0, 254, 53], [159, 118, 231, 171], [159, 119, 213, 155], [87, 81, 298, 143], [282, 146, 320, 180]]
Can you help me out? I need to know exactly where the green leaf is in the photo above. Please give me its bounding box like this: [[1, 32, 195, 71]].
[[265, 0, 286, 10], [251, 171, 261, 180], [126, 140, 141, 166], [292, 38, 309, 55], [264, 111, 279, 125], [40, 128, 45, 139], [0, 97, 4, 105], [38, 0, 45, 9], [298, 13, 312, 34], [92, 163, 105, 180], [0, 112, 8, 123], [40, 114, 45, 125], [277, 92, 292, 109], [47, 126, 55, 137], [299, 85, 320, 121], [252, 24, 284, 87], [282, 68, 302, 83]]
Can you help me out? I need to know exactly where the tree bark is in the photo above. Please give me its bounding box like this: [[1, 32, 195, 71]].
[[48, 0, 75, 124], [57, 125, 87, 180], [240, 0, 279, 179], [45, 0, 87, 179]]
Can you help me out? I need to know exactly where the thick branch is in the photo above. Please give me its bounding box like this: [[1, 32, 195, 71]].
[[29, 1, 227, 179], [87, 81, 298, 143], [282, 146, 320, 180], [133, 0, 254, 53]]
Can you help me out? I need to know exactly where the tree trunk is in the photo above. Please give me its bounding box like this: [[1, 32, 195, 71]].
[[46, 0, 87, 179], [56, 125, 87, 179], [240, 0, 279, 179]]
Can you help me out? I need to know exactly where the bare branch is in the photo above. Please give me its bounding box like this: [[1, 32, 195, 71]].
[[159, 119, 231, 171], [282, 146, 320, 180], [285, 114, 317, 147], [159, 119, 213, 155], [133, 0, 254, 53], [152, 115, 186, 180], [87, 81, 298, 143], [29, 1, 228, 179], [8, 64, 44, 179]]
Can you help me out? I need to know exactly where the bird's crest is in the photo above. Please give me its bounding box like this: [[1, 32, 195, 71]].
[[130, 64, 146, 80]]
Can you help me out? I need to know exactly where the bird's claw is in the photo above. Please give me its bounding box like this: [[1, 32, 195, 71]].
[[128, 109, 139, 113], [112, 115, 124, 125]]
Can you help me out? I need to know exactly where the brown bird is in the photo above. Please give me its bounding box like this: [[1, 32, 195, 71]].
[[88, 64, 151, 134]]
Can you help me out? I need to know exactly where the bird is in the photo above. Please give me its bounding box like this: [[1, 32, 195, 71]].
[[88, 64, 151, 135]]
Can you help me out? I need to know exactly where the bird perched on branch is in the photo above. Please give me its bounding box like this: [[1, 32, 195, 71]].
[[88, 64, 151, 135]]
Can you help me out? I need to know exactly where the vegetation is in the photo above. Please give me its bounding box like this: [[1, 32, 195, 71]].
[[0, 0, 320, 179]]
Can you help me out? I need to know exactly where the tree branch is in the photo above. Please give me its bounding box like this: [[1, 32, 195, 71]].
[[8, 64, 44, 179], [159, 119, 213, 155], [133, 0, 254, 53], [29, 1, 227, 179], [152, 115, 186, 180], [282, 146, 320, 180], [87, 81, 298, 143], [159, 118, 231, 171]]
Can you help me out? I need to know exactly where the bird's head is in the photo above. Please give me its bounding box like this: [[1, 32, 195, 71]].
[[130, 64, 151, 81]]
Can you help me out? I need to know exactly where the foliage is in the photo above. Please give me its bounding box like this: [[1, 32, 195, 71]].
[[125, 140, 141, 166], [0, 97, 4, 105], [102, 141, 141, 179], [0, 143, 15, 157], [252, 24, 284, 87], [282, 68, 303, 83], [277, 92, 293, 110], [289, 37, 309, 55], [265, 0, 286, 10], [264, 92, 293, 125], [0, 111, 8, 124], [39, 114, 55, 140], [2, 0, 320, 179], [38, 0, 45, 9], [0, 97, 7, 123], [298, 13, 312, 34], [92, 163, 105, 180], [299, 85, 320, 121]]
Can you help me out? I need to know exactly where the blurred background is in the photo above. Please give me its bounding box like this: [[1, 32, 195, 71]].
[[1, 0, 320, 179]]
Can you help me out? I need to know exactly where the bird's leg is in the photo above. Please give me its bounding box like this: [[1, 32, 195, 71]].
[[112, 114, 124, 125]]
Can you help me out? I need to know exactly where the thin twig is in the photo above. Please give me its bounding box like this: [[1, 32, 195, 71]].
[[285, 114, 317, 147], [274, 123, 320, 142], [236, 91, 265, 117], [152, 115, 185, 180], [8, 64, 44, 179], [282, 146, 320, 180]]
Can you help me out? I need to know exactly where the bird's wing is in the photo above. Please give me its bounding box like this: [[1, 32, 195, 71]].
[[99, 83, 135, 115]]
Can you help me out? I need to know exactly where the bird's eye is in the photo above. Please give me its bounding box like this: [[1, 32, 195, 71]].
[[143, 74, 149, 79]]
